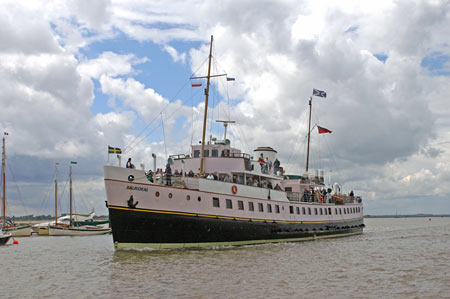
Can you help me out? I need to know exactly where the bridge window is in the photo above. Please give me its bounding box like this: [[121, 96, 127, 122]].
[[213, 197, 220, 208], [226, 199, 233, 209]]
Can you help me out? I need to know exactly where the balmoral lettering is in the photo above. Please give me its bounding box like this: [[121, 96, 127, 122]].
[[126, 185, 148, 192]]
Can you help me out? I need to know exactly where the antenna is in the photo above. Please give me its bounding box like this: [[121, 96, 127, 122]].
[[216, 120, 235, 141]]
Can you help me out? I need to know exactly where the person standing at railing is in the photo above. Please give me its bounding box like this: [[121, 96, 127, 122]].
[[165, 164, 172, 186]]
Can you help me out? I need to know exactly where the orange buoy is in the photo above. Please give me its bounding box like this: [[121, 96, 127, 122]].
[[13, 240, 19, 245]]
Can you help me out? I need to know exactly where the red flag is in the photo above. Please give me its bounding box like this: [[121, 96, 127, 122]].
[[317, 126, 332, 134], [55, 162, 60, 165], [191, 82, 202, 87]]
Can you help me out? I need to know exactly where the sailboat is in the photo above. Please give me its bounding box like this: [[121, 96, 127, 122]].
[[49, 163, 110, 236], [1, 133, 32, 237]]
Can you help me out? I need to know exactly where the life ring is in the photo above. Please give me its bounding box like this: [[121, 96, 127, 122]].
[[231, 185, 238, 194]]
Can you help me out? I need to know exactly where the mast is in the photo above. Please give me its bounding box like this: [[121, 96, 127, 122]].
[[199, 35, 214, 176], [2, 134, 6, 228], [306, 96, 312, 172], [55, 164, 58, 226], [69, 165, 72, 226]]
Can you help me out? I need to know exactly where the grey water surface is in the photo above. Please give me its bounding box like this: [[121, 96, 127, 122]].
[[1, 217, 449, 298]]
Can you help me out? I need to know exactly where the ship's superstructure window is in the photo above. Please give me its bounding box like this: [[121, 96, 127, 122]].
[[320, 208, 323, 215], [238, 200, 244, 210], [212, 149, 218, 157], [296, 207, 300, 214], [226, 199, 233, 209], [289, 206, 294, 214], [258, 203, 264, 212], [314, 208, 318, 215], [249, 202, 254, 211], [302, 207, 306, 214], [325, 208, 328, 215], [339, 208, 342, 215], [329, 208, 332, 215], [308, 208, 311, 215], [335, 208, 338, 214], [213, 197, 220, 208], [275, 205, 280, 213], [267, 204, 272, 213], [194, 150, 200, 158], [204, 150, 209, 157]]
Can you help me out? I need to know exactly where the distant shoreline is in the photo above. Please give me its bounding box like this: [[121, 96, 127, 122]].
[[365, 214, 450, 218]]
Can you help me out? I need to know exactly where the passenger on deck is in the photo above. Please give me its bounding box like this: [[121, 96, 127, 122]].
[[165, 164, 172, 186], [224, 174, 232, 183], [258, 154, 265, 173], [349, 190, 354, 197], [174, 169, 180, 176], [146, 170, 153, 183], [232, 175, 238, 184], [126, 158, 134, 169], [187, 170, 194, 177], [274, 183, 282, 191], [267, 181, 273, 189], [213, 172, 218, 180], [206, 173, 214, 180], [273, 158, 280, 175], [303, 188, 309, 202], [247, 177, 253, 186]]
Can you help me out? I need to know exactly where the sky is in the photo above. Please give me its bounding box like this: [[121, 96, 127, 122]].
[[1, 0, 450, 217]]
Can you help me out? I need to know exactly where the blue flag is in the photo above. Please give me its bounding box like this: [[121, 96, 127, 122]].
[[313, 88, 326, 98], [227, 77, 235, 81]]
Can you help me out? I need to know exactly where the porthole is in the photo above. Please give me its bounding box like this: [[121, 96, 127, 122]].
[[187, 195, 191, 200], [155, 191, 160, 197], [198, 196, 201, 202], [168, 193, 173, 199]]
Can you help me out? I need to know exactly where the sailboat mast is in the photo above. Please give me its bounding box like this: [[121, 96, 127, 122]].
[[2, 135, 6, 227], [199, 35, 214, 176], [69, 165, 72, 225], [55, 164, 58, 225], [306, 97, 312, 172]]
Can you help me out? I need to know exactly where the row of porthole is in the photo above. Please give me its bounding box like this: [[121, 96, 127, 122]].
[[154, 192, 201, 202]]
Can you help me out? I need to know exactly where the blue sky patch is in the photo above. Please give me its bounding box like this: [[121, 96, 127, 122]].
[[374, 53, 388, 63], [421, 52, 450, 76]]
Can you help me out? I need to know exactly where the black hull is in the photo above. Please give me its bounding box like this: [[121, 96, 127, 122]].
[[0, 235, 11, 245], [109, 206, 364, 249]]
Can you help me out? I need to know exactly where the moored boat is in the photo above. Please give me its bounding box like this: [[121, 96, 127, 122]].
[[1, 133, 32, 237], [104, 36, 364, 250]]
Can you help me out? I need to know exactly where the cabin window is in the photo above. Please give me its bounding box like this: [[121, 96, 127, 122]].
[[194, 150, 200, 158], [198, 196, 201, 202], [324, 208, 328, 215], [328, 208, 332, 215], [226, 199, 233, 209], [258, 203, 264, 212], [314, 208, 318, 215], [289, 206, 294, 214], [335, 208, 338, 214], [155, 191, 160, 197], [285, 187, 292, 192], [275, 205, 280, 213], [320, 208, 323, 215], [238, 200, 244, 210], [249, 202, 254, 211], [302, 207, 306, 214], [267, 204, 272, 213], [339, 208, 342, 215], [296, 207, 300, 214], [204, 150, 209, 157], [308, 207, 311, 215], [213, 197, 220, 208], [212, 149, 218, 157]]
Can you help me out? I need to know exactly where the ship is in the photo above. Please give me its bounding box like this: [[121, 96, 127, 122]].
[[104, 36, 364, 249]]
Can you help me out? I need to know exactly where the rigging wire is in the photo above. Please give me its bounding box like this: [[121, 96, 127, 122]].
[[5, 160, 29, 217], [161, 112, 168, 158]]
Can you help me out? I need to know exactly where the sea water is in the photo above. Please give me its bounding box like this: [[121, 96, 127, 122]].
[[1, 217, 449, 298]]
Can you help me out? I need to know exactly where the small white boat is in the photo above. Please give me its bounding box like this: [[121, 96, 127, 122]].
[[48, 225, 111, 236]]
